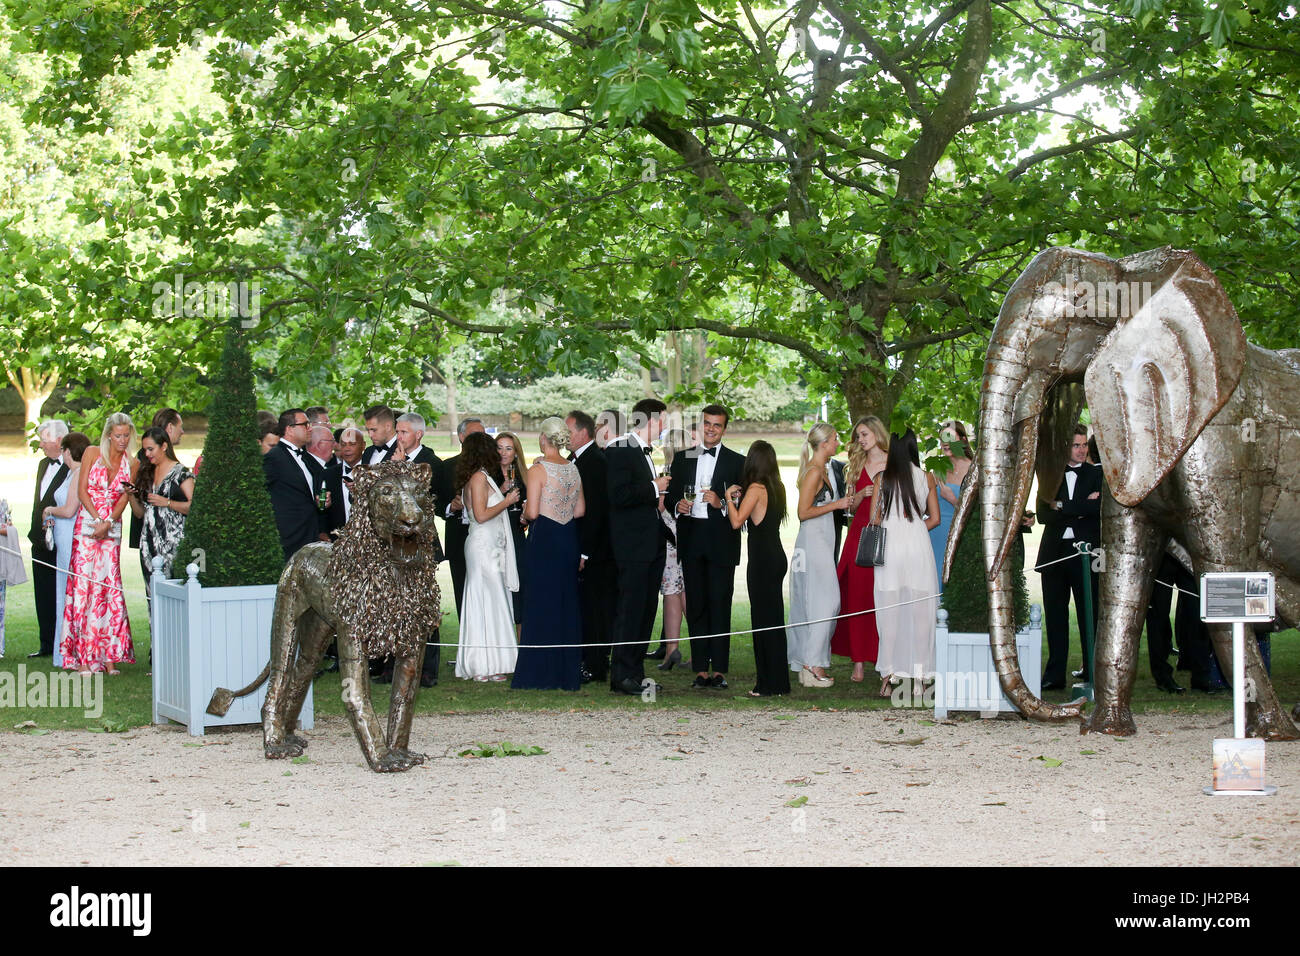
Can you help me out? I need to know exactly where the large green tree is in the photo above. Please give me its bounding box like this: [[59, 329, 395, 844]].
[[8, 0, 1298, 426]]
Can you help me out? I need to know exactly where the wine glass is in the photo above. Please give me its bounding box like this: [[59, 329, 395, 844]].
[[683, 483, 697, 508]]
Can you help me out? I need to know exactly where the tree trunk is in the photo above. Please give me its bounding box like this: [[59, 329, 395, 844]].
[[444, 365, 459, 439], [4, 366, 59, 427], [842, 365, 895, 426]]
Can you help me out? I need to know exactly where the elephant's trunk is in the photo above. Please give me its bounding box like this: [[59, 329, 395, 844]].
[[972, 258, 1094, 722]]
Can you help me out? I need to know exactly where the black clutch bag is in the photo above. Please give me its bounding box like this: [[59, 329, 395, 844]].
[[856, 524, 886, 567]]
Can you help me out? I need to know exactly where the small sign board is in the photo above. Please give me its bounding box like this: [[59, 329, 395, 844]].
[[1200, 572, 1275, 623]]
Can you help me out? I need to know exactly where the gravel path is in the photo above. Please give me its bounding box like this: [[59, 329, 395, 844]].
[[3, 710, 1296, 866]]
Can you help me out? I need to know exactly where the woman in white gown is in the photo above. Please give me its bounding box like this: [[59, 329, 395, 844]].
[[871, 429, 941, 698], [787, 422, 858, 688], [454, 431, 522, 681]]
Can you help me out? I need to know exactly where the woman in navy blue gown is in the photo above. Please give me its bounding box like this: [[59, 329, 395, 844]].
[[511, 417, 586, 690]]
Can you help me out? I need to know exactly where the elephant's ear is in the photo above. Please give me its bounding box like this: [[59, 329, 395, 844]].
[[1084, 251, 1245, 506]]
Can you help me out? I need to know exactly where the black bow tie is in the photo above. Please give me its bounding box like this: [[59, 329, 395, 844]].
[[567, 452, 576, 462], [291, 446, 304, 456], [701, 447, 716, 457]]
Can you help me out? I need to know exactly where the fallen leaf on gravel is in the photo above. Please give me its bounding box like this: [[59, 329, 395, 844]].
[[676, 718, 689, 723], [1080, 750, 1097, 755], [918, 720, 936, 726], [856, 791, 878, 796], [1035, 756, 1062, 767], [873, 738, 926, 746], [239, 821, 251, 828], [785, 796, 808, 808], [282, 771, 292, 776], [812, 770, 827, 775], [982, 802, 1007, 806], [664, 756, 683, 761], [663, 731, 688, 736], [879, 809, 904, 813], [19, 728, 50, 735], [785, 777, 810, 786], [905, 782, 931, 787], [774, 715, 797, 721], [291, 756, 311, 764], [182, 742, 203, 748]]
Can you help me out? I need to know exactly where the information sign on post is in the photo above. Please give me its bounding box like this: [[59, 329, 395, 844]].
[[1200, 572, 1277, 797]]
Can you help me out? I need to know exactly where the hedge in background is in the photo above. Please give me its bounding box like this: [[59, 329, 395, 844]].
[[174, 324, 284, 587], [941, 495, 1030, 633]]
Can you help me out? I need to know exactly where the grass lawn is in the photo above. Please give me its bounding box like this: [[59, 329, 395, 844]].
[[1, 429, 1292, 731]]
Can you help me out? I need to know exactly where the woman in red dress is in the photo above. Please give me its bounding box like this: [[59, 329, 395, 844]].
[[61, 413, 139, 675], [831, 415, 889, 683]]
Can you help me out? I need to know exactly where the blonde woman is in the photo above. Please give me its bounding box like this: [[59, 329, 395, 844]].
[[512, 417, 586, 690], [62, 413, 139, 674], [832, 415, 889, 682], [787, 423, 855, 687]]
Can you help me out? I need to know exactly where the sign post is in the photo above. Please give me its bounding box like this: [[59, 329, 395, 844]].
[[1200, 572, 1277, 797]]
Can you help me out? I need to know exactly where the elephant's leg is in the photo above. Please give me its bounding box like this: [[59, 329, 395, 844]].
[[337, 633, 413, 771], [277, 610, 331, 750], [385, 642, 427, 767], [263, 585, 308, 759], [1082, 502, 1164, 736]]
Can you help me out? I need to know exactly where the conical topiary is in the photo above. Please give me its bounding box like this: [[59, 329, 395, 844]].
[[941, 494, 1030, 633], [173, 323, 285, 587]]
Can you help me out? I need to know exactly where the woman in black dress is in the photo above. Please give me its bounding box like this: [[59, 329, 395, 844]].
[[726, 440, 790, 697], [129, 426, 195, 602]]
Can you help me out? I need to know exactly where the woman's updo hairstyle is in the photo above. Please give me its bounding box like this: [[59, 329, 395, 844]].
[[538, 416, 570, 451]]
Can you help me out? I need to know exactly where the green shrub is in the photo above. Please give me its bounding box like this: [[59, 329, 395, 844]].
[[173, 324, 285, 587], [941, 497, 1030, 633]]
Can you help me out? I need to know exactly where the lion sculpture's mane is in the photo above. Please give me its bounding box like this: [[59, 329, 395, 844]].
[[326, 463, 442, 660]]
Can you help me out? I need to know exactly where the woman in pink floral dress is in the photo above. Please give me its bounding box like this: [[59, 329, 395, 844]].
[[62, 413, 139, 674]]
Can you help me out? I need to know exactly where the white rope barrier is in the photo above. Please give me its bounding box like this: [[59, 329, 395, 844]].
[[0, 542, 130, 595]]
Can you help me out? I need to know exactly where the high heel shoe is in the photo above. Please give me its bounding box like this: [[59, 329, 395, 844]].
[[799, 665, 834, 688], [657, 648, 682, 671]]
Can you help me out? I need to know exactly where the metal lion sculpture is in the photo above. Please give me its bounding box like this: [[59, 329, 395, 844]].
[[208, 461, 443, 771], [951, 245, 1299, 739]]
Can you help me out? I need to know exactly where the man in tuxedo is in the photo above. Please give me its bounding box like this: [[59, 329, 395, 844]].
[[361, 404, 399, 464], [394, 411, 443, 686], [1037, 425, 1103, 689], [606, 398, 670, 695], [667, 404, 744, 688], [433, 416, 485, 618], [303, 425, 338, 540], [567, 410, 615, 683], [263, 409, 320, 560], [28, 420, 70, 657], [326, 426, 365, 529], [305, 405, 330, 427]]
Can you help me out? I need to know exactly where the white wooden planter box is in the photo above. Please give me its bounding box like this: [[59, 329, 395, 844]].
[[933, 604, 1042, 718], [150, 560, 313, 736]]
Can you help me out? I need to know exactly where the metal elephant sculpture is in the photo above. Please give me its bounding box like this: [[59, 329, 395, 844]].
[[950, 245, 1299, 739]]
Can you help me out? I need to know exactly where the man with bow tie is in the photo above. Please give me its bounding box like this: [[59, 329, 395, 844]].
[[263, 408, 321, 560], [667, 404, 744, 689], [605, 397, 670, 696], [361, 404, 400, 464], [28, 420, 70, 658], [1037, 425, 1103, 689]]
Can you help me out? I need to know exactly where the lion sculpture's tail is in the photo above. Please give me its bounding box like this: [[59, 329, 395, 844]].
[[207, 663, 272, 717]]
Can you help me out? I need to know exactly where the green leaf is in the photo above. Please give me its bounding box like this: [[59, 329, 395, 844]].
[[1035, 756, 1062, 768], [785, 795, 809, 808]]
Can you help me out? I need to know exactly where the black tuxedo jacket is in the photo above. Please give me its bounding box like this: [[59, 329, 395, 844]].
[[323, 458, 350, 532], [605, 438, 667, 563], [361, 438, 399, 466], [409, 445, 442, 494], [1037, 462, 1103, 566], [433, 452, 469, 560], [264, 442, 319, 558], [573, 444, 612, 562], [665, 443, 743, 565], [29, 457, 69, 560]]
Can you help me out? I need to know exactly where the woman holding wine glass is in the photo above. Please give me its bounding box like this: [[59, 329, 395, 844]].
[[497, 431, 528, 635]]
